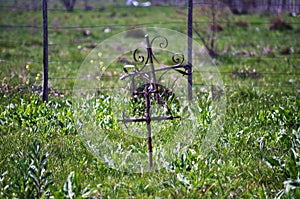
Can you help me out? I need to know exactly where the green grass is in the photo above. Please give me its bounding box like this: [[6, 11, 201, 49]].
[[0, 3, 300, 198]]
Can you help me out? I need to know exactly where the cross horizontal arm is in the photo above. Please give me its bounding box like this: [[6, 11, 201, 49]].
[[118, 115, 180, 123], [120, 64, 191, 80]]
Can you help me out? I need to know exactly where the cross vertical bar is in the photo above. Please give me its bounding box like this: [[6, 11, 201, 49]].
[[187, 0, 193, 101], [145, 34, 154, 169], [42, 0, 49, 102]]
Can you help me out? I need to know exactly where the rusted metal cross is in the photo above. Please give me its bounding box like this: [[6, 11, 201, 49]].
[[119, 34, 191, 170]]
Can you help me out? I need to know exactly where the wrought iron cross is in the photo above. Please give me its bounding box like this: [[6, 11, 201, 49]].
[[119, 34, 191, 170]]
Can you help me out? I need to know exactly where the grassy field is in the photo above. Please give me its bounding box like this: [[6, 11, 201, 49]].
[[0, 2, 300, 198]]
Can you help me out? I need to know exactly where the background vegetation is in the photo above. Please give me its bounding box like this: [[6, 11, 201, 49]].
[[0, 0, 299, 198]]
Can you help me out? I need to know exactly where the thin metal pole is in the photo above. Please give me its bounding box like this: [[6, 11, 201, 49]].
[[187, 0, 193, 101], [145, 34, 158, 101], [42, 0, 49, 102]]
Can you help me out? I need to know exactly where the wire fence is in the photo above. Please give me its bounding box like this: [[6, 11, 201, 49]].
[[1, 0, 300, 12], [0, 0, 299, 98]]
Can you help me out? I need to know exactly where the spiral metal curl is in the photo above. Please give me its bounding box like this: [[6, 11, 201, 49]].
[[133, 49, 146, 64], [150, 36, 168, 49], [172, 53, 185, 66]]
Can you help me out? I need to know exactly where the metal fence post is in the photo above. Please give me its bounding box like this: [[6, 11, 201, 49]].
[[187, 0, 193, 101], [42, 0, 49, 102]]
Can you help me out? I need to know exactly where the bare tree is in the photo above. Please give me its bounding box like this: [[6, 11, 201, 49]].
[[193, 0, 232, 58], [60, 0, 76, 11]]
